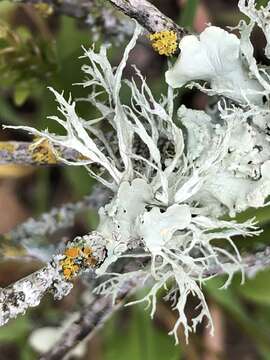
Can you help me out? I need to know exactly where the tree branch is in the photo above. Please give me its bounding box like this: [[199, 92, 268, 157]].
[[9, 0, 97, 20], [0, 185, 111, 261], [1, 223, 270, 339], [243, 246, 270, 278], [0, 231, 107, 326], [0, 141, 84, 166], [38, 246, 270, 360], [9, 0, 189, 44], [8, 0, 134, 42], [39, 273, 144, 360], [106, 0, 188, 39]]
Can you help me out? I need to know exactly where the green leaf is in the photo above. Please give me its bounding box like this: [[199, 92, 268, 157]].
[[64, 167, 95, 199], [13, 84, 30, 106], [179, 0, 199, 28], [238, 270, 270, 306], [235, 205, 270, 227], [256, 0, 269, 8], [0, 96, 25, 126], [205, 276, 270, 354], [104, 305, 181, 360], [0, 317, 31, 342]]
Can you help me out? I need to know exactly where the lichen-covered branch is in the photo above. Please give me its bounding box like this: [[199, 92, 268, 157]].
[[107, 0, 189, 39], [202, 246, 270, 279], [0, 141, 84, 166], [243, 246, 270, 278], [8, 0, 94, 19], [0, 263, 70, 326], [39, 273, 144, 360], [7, 0, 134, 43], [0, 185, 111, 261], [38, 246, 270, 360], [10, 0, 189, 47], [0, 231, 107, 326]]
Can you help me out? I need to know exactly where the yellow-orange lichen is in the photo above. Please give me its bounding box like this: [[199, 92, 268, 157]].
[[61, 246, 97, 280], [60, 255, 79, 280], [0, 142, 15, 153], [29, 138, 58, 164], [65, 247, 80, 258], [149, 30, 178, 56]]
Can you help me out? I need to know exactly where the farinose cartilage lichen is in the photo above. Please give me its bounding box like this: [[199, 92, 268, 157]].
[[3, 0, 270, 343]]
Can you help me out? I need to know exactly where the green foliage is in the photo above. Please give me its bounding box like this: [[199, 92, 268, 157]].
[[0, 316, 31, 342], [0, 21, 57, 106], [238, 270, 270, 306], [179, 0, 199, 28], [104, 305, 181, 360], [0, 316, 35, 360], [256, 0, 269, 8], [206, 276, 270, 358]]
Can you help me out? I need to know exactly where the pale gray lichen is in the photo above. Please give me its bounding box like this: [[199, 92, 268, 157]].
[[0, 262, 70, 327], [0, 231, 107, 326], [4, 0, 270, 343]]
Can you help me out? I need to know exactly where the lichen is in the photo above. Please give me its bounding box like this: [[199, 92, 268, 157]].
[[149, 30, 178, 56], [0, 142, 15, 153], [29, 138, 58, 164], [5, 3, 270, 342], [60, 245, 98, 280]]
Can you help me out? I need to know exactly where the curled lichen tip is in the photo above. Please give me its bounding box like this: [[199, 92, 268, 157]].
[[149, 30, 178, 56]]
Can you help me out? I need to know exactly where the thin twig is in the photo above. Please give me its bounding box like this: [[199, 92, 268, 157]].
[[40, 273, 144, 360], [9, 0, 97, 20], [107, 0, 189, 38], [243, 246, 270, 278], [39, 246, 270, 360], [0, 141, 84, 166], [9, 0, 134, 42], [0, 231, 107, 326], [9, 0, 189, 43], [0, 185, 111, 261]]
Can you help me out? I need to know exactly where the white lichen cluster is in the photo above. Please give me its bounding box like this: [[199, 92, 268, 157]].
[[6, 0, 270, 343]]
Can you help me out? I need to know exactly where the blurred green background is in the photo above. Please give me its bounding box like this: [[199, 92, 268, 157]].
[[1, 0, 270, 359]]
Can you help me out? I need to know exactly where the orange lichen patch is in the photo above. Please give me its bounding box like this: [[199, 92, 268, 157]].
[[65, 247, 80, 258], [0, 142, 15, 153], [60, 256, 80, 280], [33, 3, 54, 17], [29, 138, 58, 164], [149, 30, 178, 56], [61, 246, 98, 280], [62, 264, 79, 280]]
